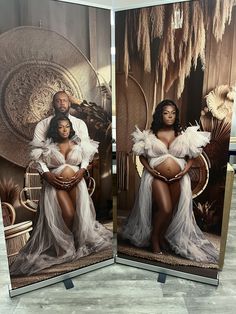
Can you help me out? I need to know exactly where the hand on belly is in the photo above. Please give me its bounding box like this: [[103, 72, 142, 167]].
[[59, 166, 76, 181], [154, 157, 181, 179]]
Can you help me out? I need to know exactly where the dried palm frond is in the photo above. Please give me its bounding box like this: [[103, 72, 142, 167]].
[[213, 118, 231, 141], [200, 112, 231, 170], [71, 100, 111, 143], [200, 85, 234, 142], [200, 112, 232, 140], [0, 178, 20, 205], [205, 85, 235, 120], [195, 200, 216, 216], [193, 200, 218, 232]]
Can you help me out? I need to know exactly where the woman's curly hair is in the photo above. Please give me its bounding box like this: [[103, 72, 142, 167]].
[[150, 99, 182, 135], [47, 114, 75, 142]]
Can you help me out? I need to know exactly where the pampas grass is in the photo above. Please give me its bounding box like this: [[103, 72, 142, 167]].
[[122, 0, 235, 99], [213, 0, 234, 42], [192, 1, 205, 69], [0, 178, 20, 205], [137, 8, 151, 73], [150, 5, 164, 39], [182, 1, 190, 44]]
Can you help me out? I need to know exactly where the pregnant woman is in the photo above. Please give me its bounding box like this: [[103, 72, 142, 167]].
[[10, 114, 112, 275], [122, 99, 218, 263]]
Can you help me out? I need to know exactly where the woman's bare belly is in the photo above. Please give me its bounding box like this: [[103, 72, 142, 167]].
[[154, 157, 181, 179], [59, 166, 76, 181]]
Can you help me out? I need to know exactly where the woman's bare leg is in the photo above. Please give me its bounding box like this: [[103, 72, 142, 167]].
[[56, 166, 77, 230], [56, 190, 75, 230], [151, 179, 172, 253], [68, 187, 77, 208], [169, 181, 181, 211], [159, 181, 181, 248]]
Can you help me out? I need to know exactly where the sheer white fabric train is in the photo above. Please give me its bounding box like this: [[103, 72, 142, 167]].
[[10, 137, 112, 275]]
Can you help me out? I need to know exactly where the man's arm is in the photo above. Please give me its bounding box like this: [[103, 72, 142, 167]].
[[32, 119, 50, 174], [68, 118, 94, 188], [71, 117, 91, 170]]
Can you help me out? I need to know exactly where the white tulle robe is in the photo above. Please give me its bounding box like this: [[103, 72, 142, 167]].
[[10, 136, 112, 275], [122, 126, 219, 263]]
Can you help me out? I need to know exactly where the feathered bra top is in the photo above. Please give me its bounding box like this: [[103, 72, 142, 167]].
[[30, 135, 99, 168], [132, 125, 211, 159]]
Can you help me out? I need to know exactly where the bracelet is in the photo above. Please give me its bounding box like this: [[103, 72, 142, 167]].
[[84, 169, 90, 177], [80, 167, 89, 177]]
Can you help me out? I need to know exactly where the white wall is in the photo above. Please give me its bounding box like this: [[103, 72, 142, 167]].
[[0, 0, 111, 82]]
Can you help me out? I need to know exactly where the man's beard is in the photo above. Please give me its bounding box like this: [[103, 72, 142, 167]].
[[54, 108, 70, 116]]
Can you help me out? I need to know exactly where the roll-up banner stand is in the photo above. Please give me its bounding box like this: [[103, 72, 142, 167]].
[[115, 0, 235, 286], [0, 0, 235, 297], [0, 0, 114, 297]]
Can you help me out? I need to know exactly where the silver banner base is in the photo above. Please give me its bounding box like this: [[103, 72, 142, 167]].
[[9, 258, 115, 297], [115, 256, 219, 286]]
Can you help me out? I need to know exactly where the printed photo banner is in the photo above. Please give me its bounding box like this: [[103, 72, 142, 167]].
[[115, 0, 236, 285], [0, 0, 113, 296]]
